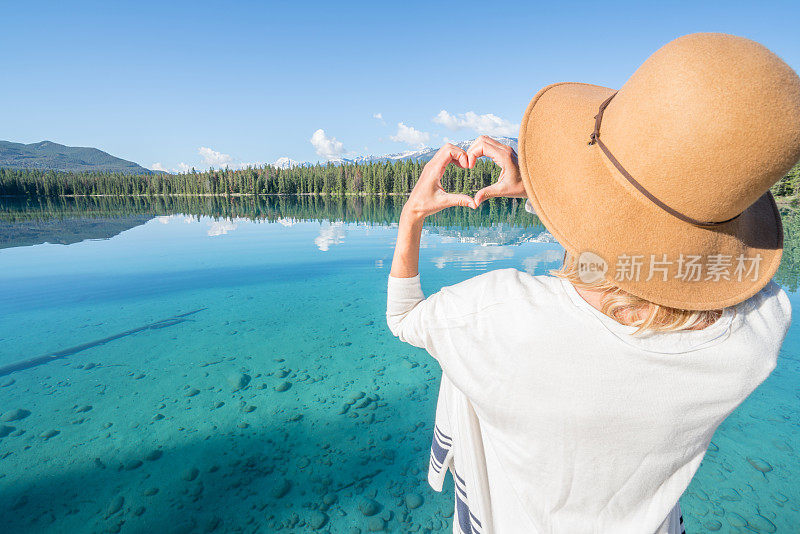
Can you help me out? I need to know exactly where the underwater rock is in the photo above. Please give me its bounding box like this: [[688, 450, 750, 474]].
[[308, 511, 328, 530], [152, 413, 165, 421], [134, 373, 146, 380], [214, 401, 225, 409], [185, 388, 201, 397], [11, 495, 28, 510], [338, 404, 350, 415], [441, 500, 454, 518], [297, 457, 311, 469], [772, 439, 793, 452], [227, 372, 252, 391], [746, 456, 773, 474], [105, 495, 124, 518], [241, 405, 257, 413], [145, 449, 163, 461], [182, 467, 200, 481], [74, 405, 92, 413], [367, 517, 386, 531], [718, 488, 741, 501], [1, 408, 31, 422], [94, 458, 106, 469], [134, 506, 146, 516], [143, 487, 159, 496], [270, 479, 291, 499], [40, 429, 60, 439], [347, 391, 366, 404], [405, 493, 423, 509], [748, 514, 777, 533], [323, 493, 338, 506], [0, 425, 15, 438], [288, 413, 303, 422], [124, 459, 143, 470], [83, 362, 97, 370], [726, 512, 747, 527], [703, 519, 722, 531], [359, 498, 381, 516], [354, 397, 372, 409], [0, 378, 15, 387], [275, 381, 292, 392], [278, 369, 291, 378], [237, 422, 249, 429]]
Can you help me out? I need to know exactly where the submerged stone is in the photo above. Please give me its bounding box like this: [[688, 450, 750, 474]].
[[227, 372, 251, 391], [270, 479, 291, 499], [308, 511, 328, 530], [105, 495, 124, 518], [359, 498, 381, 516], [405, 493, 423, 509], [275, 381, 292, 392], [746, 456, 773, 474], [1, 409, 30, 422]]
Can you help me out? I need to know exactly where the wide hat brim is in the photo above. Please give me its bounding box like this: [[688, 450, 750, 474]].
[[518, 82, 783, 311]]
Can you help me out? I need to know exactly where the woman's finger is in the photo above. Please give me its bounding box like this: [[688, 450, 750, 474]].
[[441, 192, 477, 209], [466, 136, 513, 168], [422, 144, 469, 182], [474, 182, 506, 207]]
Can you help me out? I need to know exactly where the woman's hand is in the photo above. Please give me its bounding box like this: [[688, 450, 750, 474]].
[[467, 135, 528, 206], [401, 144, 477, 221]]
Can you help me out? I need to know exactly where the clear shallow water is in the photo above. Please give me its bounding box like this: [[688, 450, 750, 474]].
[[0, 197, 798, 533]]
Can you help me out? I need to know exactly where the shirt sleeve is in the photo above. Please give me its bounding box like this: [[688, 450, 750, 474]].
[[386, 274, 484, 350], [385, 273, 490, 384]]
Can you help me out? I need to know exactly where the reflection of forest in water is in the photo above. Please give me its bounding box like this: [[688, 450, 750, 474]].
[[2, 195, 799, 292]]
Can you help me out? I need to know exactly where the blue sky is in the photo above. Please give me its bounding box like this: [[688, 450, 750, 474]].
[[2, 0, 799, 171]]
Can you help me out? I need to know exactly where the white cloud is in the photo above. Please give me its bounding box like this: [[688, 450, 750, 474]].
[[236, 161, 265, 169], [521, 249, 564, 275], [373, 113, 383, 120], [176, 162, 191, 173], [315, 222, 346, 251], [207, 219, 238, 237], [310, 129, 346, 160], [433, 110, 519, 137], [198, 146, 234, 168], [151, 162, 169, 172], [390, 122, 430, 148], [432, 246, 514, 269]]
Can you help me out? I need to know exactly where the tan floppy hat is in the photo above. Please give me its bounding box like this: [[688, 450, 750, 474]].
[[518, 32, 800, 310]]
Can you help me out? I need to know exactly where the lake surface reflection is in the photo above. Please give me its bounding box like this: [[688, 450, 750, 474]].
[[0, 196, 798, 533]]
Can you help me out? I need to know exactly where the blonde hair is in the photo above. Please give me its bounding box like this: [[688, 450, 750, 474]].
[[551, 252, 724, 334]]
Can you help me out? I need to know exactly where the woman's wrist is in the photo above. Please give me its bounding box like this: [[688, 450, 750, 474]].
[[400, 205, 426, 226]]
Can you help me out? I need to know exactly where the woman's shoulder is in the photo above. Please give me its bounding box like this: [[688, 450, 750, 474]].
[[735, 279, 792, 335], [445, 269, 565, 309]]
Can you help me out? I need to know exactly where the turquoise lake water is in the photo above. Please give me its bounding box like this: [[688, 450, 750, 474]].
[[0, 197, 798, 533]]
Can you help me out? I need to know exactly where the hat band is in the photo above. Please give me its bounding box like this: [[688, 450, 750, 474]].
[[588, 92, 740, 227]]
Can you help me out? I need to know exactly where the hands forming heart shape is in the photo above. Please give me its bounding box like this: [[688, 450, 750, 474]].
[[401, 135, 528, 220]]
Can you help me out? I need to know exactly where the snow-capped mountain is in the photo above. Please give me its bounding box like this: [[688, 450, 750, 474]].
[[350, 137, 518, 164], [273, 137, 518, 168], [271, 157, 299, 169]]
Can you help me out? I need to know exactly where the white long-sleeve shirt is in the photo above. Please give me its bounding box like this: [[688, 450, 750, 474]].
[[386, 269, 791, 534]]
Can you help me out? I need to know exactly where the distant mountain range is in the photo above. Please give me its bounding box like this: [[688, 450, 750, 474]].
[[330, 137, 519, 165], [1, 137, 519, 175], [0, 140, 152, 174]]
